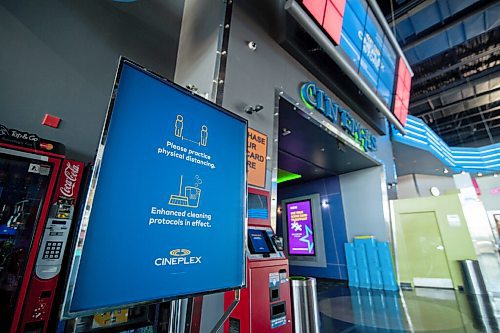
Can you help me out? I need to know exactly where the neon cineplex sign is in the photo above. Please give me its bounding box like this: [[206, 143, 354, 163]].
[[300, 82, 377, 152]]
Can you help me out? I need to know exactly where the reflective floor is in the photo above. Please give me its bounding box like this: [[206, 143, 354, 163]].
[[317, 281, 500, 332]]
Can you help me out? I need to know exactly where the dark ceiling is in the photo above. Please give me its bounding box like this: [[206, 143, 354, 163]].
[[277, 97, 379, 187], [377, 0, 500, 147]]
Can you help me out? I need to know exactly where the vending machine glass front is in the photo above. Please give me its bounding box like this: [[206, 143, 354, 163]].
[[0, 153, 53, 329]]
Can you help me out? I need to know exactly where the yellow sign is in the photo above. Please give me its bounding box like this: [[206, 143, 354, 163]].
[[247, 128, 268, 188], [92, 309, 129, 328]]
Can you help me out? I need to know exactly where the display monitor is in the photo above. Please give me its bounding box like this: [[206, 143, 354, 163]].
[[300, 0, 411, 127], [286, 200, 316, 256], [248, 192, 269, 220], [62, 58, 247, 318], [248, 229, 275, 255]]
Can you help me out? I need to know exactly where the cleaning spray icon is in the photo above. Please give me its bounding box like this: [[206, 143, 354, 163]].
[[168, 175, 202, 208]]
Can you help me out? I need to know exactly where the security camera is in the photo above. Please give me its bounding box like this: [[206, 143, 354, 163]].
[[244, 104, 264, 114], [253, 104, 263, 112], [248, 41, 257, 51]]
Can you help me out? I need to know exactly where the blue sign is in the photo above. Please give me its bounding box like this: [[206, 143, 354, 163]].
[[300, 82, 377, 152], [66, 60, 247, 314], [339, 0, 396, 108]]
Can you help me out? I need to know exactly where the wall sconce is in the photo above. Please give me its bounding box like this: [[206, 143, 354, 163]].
[[277, 206, 282, 214], [281, 128, 291, 136], [244, 104, 264, 114], [321, 200, 329, 208]]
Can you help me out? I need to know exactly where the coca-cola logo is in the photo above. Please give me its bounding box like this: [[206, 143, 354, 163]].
[[60, 162, 80, 198]]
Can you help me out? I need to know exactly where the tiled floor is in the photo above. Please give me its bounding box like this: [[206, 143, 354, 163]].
[[316, 282, 500, 332]]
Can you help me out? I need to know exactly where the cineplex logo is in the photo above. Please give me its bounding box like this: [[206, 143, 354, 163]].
[[154, 248, 202, 266]]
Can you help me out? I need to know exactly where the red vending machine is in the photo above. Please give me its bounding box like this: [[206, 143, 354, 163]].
[[0, 124, 84, 333], [224, 188, 292, 333]]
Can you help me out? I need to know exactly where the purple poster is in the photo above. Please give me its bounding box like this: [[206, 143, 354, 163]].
[[286, 200, 315, 256]]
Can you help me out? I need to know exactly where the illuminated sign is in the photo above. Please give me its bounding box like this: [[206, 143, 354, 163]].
[[63, 59, 247, 317], [300, 0, 411, 126], [393, 115, 500, 173], [393, 58, 411, 126], [300, 82, 377, 151], [247, 128, 268, 188], [286, 200, 315, 256]]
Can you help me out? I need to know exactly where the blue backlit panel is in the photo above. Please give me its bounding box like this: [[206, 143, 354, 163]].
[[340, 0, 398, 109], [393, 116, 500, 173], [301, 0, 412, 126]]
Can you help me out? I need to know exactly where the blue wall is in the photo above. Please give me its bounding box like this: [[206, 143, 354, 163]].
[[277, 176, 348, 280]]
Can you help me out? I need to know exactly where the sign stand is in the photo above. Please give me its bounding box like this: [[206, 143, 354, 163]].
[[210, 290, 241, 333], [168, 299, 188, 333]]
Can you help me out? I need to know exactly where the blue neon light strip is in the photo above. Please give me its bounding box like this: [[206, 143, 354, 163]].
[[393, 115, 500, 173]]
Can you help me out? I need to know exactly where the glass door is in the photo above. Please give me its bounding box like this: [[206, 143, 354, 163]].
[[0, 153, 54, 330]]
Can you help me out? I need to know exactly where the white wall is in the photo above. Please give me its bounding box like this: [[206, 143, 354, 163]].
[[476, 175, 500, 211], [340, 166, 391, 242], [397, 174, 457, 199]]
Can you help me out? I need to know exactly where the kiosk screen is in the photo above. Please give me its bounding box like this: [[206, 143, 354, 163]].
[[248, 229, 275, 254]]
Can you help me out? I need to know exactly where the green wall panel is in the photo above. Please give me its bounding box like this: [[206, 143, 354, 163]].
[[392, 194, 476, 289]]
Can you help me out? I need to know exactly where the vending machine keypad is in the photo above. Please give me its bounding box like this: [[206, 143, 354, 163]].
[[42, 241, 63, 259], [35, 205, 73, 280]]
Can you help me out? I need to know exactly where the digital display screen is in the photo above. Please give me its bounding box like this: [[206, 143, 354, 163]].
[[248, 193, 269, 220], [65, 60, 246, 316], [300, 0, 411, 126], [286, 200, 316, 256], [248, 229, 274, 254]]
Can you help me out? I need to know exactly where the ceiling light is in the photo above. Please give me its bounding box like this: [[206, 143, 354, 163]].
[[281, 128, 291, 136], [494, 173, 498, 178], [478, 172, 483, 177], [444, 168, 449, 174]]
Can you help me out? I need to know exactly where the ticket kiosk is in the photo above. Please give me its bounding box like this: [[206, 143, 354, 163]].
[[224, 188, 292, 333]]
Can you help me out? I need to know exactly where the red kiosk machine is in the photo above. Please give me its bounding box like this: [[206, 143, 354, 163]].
[[0, 124, 84, 333], [224, 188, 292, 333]]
